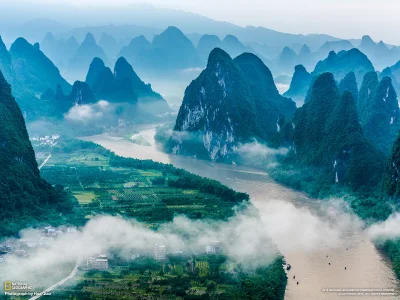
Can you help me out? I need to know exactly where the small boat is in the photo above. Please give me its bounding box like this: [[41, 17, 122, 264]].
[[286, 264, 291, 271]]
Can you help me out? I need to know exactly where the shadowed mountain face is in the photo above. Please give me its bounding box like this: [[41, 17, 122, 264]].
[[284, 64, 312, 105], [382, 132, 400, 201], [291, 72, 384, 191], [0, 70, 72, 235], [358, 73, 400, 154], [0, 36, 14, 83], [85, 57, 106, 88], [9, 37, 70, 95], [338, 72, 358, 100], [45, 81, 97, 118], [85, 56, 170, 112], [0, 36, 72, 120], [170, 48, 295, 161]]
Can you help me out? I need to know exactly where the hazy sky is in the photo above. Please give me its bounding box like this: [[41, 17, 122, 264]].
[[13, 0, 400, 44]]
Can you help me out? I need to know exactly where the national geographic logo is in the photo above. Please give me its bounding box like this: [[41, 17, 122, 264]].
[[3, 281, 32, 291], [4, 281, 11, 291]]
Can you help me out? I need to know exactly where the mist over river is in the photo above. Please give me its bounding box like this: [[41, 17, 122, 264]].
[[84, 127, 400, 300]]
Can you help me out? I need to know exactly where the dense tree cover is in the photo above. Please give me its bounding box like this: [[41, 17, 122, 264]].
[[0, 70, 73, 236], [170, 48, 295, 161], [109, 157, 249, 204], [227, 258, 287, 300], [338, 71, 358, 100], [268, 73, 387, 212], [382, 131, 400, 204], [54, 139, 249, 205], [380, 133, 400, 279], [234, 53, 296, 145], [49, 255, 286, 300], [359, 74, 400, 154]]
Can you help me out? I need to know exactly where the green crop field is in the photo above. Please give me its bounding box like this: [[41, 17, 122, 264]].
[[37, 140, 286, 300]]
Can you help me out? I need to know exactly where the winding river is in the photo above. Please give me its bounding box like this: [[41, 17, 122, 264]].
[[84, 127, 399, 300]]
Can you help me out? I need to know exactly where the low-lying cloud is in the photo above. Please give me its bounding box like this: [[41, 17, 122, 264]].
[[0, 205, 279, 288], [255, 198, 364, 253], [64, 100, 111, 122], [237, 140, 289, 168], [0, 195, 371, 292], [367, 213, 400, 243]]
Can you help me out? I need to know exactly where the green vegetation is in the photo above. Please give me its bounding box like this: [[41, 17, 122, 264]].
[[338, 71, 358, 100], [40, 139, 249, 228], [358, 73, 400, 154], [287, 73, 385, 195], [169, 48, 295, 161], [36, 139, 285, 299], [0, 70, 73, 237], [50, 255, 286, 300]]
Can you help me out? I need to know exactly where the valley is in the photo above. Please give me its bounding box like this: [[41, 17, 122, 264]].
[[2, 1, 400, 299], [85, 127, 400, 300]]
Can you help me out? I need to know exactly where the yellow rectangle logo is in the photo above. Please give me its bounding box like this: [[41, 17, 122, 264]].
[[4, 281, 11, 291]]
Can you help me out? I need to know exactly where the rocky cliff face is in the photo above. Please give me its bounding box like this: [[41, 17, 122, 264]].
[[170, 48, 295, 161]]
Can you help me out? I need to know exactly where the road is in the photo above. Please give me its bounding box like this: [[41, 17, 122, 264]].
[[29, 256, 82, 300], [38, 154, 52, 170]]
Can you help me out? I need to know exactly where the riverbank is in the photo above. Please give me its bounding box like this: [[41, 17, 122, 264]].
[[83, 128, 399, 300]]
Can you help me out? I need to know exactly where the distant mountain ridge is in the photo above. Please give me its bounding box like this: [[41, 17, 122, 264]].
[[0, 35, 71, 119], [284, 48, 375, 103]]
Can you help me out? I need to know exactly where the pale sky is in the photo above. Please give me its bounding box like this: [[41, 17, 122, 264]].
[[10, 0, 400, 44]]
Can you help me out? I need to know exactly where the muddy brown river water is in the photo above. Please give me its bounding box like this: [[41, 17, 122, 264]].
[[84, 128, 399, 300]]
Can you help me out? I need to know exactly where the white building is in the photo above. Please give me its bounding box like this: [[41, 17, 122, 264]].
[[206, 241, 221, 255], [154, 245, 166, 261], [86, 254, 109, 271]]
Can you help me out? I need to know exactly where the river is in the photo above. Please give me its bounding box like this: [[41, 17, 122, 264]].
[[84, 127, 399, 300]]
